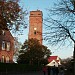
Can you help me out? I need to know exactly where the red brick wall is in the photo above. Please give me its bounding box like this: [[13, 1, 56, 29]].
[[0, 30, 14, 63], [29, 10, 43, 44]]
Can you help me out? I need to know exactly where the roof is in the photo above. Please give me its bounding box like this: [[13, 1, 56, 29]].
[[47, 56, 61, 67], [48, 56, 59, 62]]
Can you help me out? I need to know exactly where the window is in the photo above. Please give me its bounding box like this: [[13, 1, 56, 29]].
[[7, 42, 10, 51], [34, 31, 36, 34], [38, 14, 41, 15], [34, 27, 37, 35], [34, 28, 37, 30], [1, 56, 4, 63], [2, 30, 5, 35], [31, 14, 34, 15], [6, 57, 9, 63], [2, 41, 5, 50]]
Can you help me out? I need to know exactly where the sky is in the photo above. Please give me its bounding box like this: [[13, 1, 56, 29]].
[[15, 0, 74, 59]]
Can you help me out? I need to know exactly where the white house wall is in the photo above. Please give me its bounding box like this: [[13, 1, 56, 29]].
[[47, 60, 58, 67]]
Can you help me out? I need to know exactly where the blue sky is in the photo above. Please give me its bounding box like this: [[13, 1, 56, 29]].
[[15, 0, 74, 59]]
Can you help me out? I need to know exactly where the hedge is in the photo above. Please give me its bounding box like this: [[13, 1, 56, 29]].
[[0, 63, 43, 72]]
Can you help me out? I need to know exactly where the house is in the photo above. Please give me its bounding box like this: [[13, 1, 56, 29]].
[[47, 56, 61, 67], [0, 30, 14, 63]]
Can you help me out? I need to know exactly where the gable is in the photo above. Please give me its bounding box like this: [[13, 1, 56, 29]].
[[47, 60, 58, 67], [48, 56, 61, 66], [0, 30, 14, 41]]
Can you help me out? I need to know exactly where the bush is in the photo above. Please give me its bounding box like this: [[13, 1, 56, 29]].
[[0, 63, 43, 73]]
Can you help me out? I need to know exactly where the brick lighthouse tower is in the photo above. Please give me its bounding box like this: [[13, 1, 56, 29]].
[[28, 10, 43, 44]]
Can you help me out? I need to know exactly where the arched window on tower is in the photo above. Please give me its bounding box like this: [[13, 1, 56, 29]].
[[34, 31, 36, 34], [34, 27, 37, 35], [6, 56, 9, 63]]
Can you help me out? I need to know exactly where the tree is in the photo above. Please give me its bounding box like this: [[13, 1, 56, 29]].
[[61, 57, 74, 75], [17, 38, 51, 65], [0, 0, 27, 33], [13, 39, 22, 63], [44, 0, 75, 74]]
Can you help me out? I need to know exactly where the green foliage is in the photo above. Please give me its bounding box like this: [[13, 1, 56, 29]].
[[0, 0, 27, 33], [17, 39, 51, 65]]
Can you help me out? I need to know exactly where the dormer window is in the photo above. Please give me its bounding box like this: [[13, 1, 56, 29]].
[[2, 30, 5, 35]]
